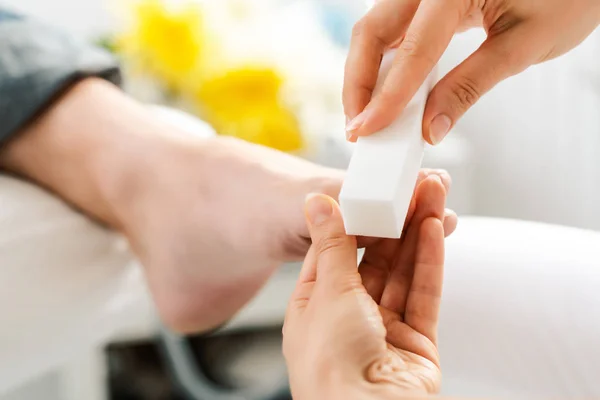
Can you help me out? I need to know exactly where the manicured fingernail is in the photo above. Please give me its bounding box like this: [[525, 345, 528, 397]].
[[345, 110, 368, 134], [345, 116, 354, 140], [429, 114, 452, 145], [305, 194, 333, 225], [428, 174, 442, 184], [435, 169, 451, 190]]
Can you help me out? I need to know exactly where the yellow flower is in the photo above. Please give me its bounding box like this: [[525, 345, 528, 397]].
[[116, 2, 304, 153], [208, 105, 303, 152], [118, 0, 205, 89], [197, 67, 283, 111], [197, 66, 304, 152]]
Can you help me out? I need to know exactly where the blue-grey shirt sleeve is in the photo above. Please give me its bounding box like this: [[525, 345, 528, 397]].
[[0, 8, 122, 143]]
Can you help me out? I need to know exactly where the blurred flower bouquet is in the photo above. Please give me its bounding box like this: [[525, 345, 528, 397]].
[[101, 0, 350, 154]]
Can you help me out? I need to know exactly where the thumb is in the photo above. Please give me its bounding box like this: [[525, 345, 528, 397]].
[[423, 26, 535, 145], [304, 194, 358, 291]]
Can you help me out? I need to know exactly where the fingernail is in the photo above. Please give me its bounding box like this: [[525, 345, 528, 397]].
[[345, 110, 369, 134], [435, 169, 451, 189], [346, 130, 356, 141], [429, 114, 452, 145], [345, 116, 353, 140], [428, 174, 442, 184], [305, 194, 333, 225]]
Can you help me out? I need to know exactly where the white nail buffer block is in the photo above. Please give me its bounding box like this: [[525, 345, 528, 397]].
[[339, 51, 436, 238]]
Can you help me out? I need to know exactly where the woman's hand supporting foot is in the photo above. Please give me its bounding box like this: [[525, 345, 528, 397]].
[[283, 176, 449, 399]]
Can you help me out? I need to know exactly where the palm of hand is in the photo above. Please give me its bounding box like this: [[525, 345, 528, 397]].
[[353, 175, 446, 394], [373, 307, 441, 393], [283, 175, 451, 399]]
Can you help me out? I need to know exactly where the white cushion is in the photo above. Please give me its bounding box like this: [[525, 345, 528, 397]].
[[440, 218, 600, 398]]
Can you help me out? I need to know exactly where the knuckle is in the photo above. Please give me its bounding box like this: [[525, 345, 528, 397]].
[[398, 33, 420, 57], [291, 296, 309, 312], [316, 233, 347, 256], [449, 76, 481, 109], [396, 33, 436, 67], [351, 17, 387, 49], [377, 87, 402, 108], [351, 18, 369, 39], [330, 277, 363, 297], [411, 281, 442, 299]]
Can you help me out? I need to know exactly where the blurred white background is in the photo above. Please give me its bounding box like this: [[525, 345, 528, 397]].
[[6, 0, 600, 230]]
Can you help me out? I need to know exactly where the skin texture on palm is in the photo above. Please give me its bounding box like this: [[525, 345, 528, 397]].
[[283, 175, 447, 399]]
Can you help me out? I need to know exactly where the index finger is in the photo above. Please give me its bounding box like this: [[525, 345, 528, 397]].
[[343, 0, 420, 121], [354, 0, 469, 137]]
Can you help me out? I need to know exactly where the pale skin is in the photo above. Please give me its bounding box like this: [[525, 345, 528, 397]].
[[2, 77, 470, 398], [0, 77, 458, 334], [284, 178, 447, 399], [344, 0, 600, 144]]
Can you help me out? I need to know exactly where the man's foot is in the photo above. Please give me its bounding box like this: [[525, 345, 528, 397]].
[[117, 134, 346, 333], [1, 78, 457, 334]]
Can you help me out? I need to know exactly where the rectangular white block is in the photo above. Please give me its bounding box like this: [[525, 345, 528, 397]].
[[339, 51, 436, 238]]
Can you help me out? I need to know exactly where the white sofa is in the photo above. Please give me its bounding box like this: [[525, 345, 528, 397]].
[[1, 109, 599, 399]]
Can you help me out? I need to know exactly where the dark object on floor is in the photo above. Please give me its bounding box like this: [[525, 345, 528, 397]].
[[106, 327, 291, 400], [107, 341, 185, 400], [160, 326, 291, 400]]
